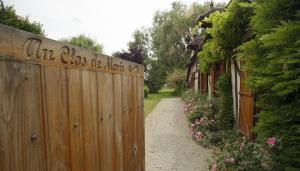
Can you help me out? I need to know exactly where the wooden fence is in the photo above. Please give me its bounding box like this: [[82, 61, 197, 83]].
[[0, 24, 145, 171]]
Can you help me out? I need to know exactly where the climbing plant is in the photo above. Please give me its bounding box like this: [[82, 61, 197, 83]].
[[198, 0, 253, 73]]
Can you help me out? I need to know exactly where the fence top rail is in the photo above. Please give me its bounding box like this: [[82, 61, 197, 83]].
[[0, 24, 144, 76]]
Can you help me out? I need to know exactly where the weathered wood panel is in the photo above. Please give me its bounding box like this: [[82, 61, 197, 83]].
[[67, 69, 84, 171], [43, 66, 71, 171], [122, 75, 135, 171], [0, 24, 144, 171], [114, 74, 124, 171], [98, 72, 115, 171], [0, 61, 46, 171], [82, 70, 100, 170], [137, 76, 145, 171], [132, 76, 140, 171]]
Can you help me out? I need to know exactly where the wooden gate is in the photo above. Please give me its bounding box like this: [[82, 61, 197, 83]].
[[239, 68, 254, 138], [0, 24, 145, 171]]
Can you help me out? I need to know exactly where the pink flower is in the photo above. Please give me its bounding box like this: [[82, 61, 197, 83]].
[[195, 131, 203, 141], [225, 157, 235, 164], [195, 117, 204, 125], [191, 124, 196, 128], [211, 163, 218, 171], [266, 137, 276, 147]]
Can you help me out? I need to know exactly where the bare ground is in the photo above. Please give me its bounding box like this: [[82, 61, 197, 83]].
[[145, 98, 212, 171]]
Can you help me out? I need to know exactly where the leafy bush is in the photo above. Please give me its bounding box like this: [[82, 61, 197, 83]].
[[145, 61, 166, 93], [166, 69, 186, 95], [182, 90, 277, 170], [0, 0, 44, 35], [144, 85, 149, 98], [209, 136, 278, 171]]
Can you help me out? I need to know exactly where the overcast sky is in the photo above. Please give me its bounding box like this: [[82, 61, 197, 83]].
[[4, 0, 228, 55]]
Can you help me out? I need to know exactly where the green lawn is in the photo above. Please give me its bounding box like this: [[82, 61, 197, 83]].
[[144, 88, 178, 117]]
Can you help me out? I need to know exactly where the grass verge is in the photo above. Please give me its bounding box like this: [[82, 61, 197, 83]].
[[144, 88, 177, 117]]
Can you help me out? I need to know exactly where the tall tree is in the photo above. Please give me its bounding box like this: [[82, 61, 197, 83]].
[[128, 28, 150, 65], [147, 2, 210, 92], [0, 0, 44, 35], [61, 34, 103, 53], [112, 28, 149, 65]]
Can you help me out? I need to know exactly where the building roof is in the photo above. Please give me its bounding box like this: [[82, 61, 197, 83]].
[[197, 7, 224, 22], [187, 36, 205, 50]]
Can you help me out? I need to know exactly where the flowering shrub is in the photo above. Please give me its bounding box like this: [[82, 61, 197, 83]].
[[183, 90, 222, 147], [209, 136, 279, 171], [182, 90, 278, 170]]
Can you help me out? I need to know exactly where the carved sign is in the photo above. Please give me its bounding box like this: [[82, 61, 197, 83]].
[[0, 24, 143, 76], [21, 37, 142, 75]]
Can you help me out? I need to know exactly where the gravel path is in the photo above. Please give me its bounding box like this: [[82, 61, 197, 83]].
[[145, 98, 212, 171]]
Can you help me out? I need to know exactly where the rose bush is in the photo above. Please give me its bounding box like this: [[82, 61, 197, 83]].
[[182, 90, 278, 170]]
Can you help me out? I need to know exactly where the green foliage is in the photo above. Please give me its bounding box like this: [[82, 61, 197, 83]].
[[183, 91, 276, 170], [216, 74, 234, 130], [250, 0, 300, 36], [128, 28, 150, 66], [61, 34, 103, 53], [151, 2, 209, 71], [166, 69, 186, 95], [198, 40, 220, 72], [186, 0, 300, 169], [210, 136, 277, 171], [145, 61, 166, 93], [198, 0, 253, 72], [0, 0, 44, 35], [128, 28, 149, 60], [238, 1, 300, 169], [144, 85, 149, 98], [146, 2, 210, 91]]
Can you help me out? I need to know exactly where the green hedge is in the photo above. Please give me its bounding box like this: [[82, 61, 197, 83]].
[[144, 85, 149, 98]]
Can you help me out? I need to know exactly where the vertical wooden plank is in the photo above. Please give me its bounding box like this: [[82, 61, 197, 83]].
[[136, 76, 145, 171], [122, 75, 135, 171], [132, 76, 141, 171], [138, 76, 145, 171], [22, 63, 47, 171], [67, 69, 84, 171], [98, 72, 115, 171], [0, 61, 46, 171], [122, 75, 129, 171], [113, 74, 123, 171], [81, 70, 100, 170], [42, 66, 71, 171]]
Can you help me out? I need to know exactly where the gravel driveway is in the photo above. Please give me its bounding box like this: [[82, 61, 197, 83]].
[[145, 98, 212, 171]]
